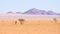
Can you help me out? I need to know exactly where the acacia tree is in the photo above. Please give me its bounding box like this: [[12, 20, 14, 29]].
[[18, 19, 24, 25]]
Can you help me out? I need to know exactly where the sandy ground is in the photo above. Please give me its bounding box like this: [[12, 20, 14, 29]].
[[0, 14, 60, 34]]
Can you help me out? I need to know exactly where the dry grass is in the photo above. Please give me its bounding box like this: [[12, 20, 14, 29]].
[[0, 18, 60, 34]]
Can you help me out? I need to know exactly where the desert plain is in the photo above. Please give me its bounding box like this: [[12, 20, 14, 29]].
[[0, 14, 60, 34]]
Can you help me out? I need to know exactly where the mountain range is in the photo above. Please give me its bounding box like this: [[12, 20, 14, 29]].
[[7, 8, 60, 15]]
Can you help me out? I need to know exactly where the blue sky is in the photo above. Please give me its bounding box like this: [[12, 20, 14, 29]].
[[0, 0, 60, 13]]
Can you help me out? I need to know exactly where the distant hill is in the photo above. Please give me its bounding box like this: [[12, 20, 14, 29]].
[[7, 11, 14, 14], [23, 8, 57, 15], [56, 13, 60, 15], [16, 12, 22, 14], [23, 8, 47, 15], [47, 11, 56, 15], [7, 11, 22, 14], [7, 8, 60, 15]]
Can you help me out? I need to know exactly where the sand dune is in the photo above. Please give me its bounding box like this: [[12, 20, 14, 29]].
[[0, 14, 60, 34]]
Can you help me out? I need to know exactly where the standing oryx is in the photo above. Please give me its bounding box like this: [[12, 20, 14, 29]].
[[18, 19, 25, 25], [53, 18, 57, 23]]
